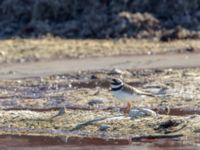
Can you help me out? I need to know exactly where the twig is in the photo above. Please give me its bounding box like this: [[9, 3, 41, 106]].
[[70, 116, 108, 131], [70, 115, 124, 131], [132, 133, 183, 141]]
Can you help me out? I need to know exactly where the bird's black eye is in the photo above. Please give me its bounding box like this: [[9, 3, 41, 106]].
[[111, 78, 121, 85], [112, 79, 117, 83], [112, 79, 116, 82]]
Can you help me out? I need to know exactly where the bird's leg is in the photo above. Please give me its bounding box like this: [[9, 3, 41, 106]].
[[123, 101, 132, 114]]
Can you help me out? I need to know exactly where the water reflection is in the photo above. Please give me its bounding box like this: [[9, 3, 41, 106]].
[[0, 135, 198, 150]]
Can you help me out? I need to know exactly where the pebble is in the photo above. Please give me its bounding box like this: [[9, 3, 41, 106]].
[[87, 98, 107, 106], [110, 68, 132, 76], [0, 51, 6, 56], [99, 124, 110, 131], [128, 108, 157, 118], [90, 75, 98, 79]]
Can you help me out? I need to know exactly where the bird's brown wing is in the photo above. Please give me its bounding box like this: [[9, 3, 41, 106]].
[[123, 84, 155, 97]]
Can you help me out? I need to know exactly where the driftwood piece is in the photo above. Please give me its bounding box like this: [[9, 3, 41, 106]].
[[70, 117, 109, 131], [132, 134, 183, 141], [70, 115, 125, 131]]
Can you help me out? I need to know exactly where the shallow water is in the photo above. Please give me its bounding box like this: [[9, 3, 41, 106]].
[[0, 135, 198, 150]]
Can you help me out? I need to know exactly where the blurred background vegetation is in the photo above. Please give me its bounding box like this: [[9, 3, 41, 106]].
[[1, 0, 200, 41]]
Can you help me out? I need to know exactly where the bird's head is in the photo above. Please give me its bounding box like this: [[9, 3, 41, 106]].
[[111, 78, 122, 85], [108, 78, 124, 91]]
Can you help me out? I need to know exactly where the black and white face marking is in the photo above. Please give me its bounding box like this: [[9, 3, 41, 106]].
[[111, 78, 123, 91]]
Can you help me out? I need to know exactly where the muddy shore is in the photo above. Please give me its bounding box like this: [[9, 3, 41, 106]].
[[0, 61, 200, 142]]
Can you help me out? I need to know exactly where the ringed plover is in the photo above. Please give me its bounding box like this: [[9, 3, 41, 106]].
[[110, 78, 155, 113]]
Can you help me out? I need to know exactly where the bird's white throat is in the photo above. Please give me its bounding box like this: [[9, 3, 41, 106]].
[[111, 83, 123, 89]]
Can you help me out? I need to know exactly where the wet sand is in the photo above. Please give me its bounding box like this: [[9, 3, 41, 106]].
[[0, 53, 200, 79], [0, 135, 197, 150]]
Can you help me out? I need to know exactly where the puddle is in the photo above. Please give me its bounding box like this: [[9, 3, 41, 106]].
[[0, 135, 198, 150]]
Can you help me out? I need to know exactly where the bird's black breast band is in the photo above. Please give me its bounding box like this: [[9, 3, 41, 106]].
[[111, 86, 123, 91]]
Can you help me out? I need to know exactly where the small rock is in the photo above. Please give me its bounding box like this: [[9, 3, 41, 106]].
[[17, 80, 22, 84], [99, 124, 110, 131], [51, 107, 66, 119], [143, 85, 168, 96], [112, 107, 121, 112], [185, 47, 195, 53], [87, 98, 107, 106], [90, 75, 98, 79], [0, 51, 6, 56], [8, 71, 15, 75], [147, 51, 152, 55], [110, 68, 132, 76], [68, 83, 72, 88], [128, 108, 157, 118]]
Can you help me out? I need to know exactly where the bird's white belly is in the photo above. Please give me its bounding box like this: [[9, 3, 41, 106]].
[[112, 90, 141, 101]]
